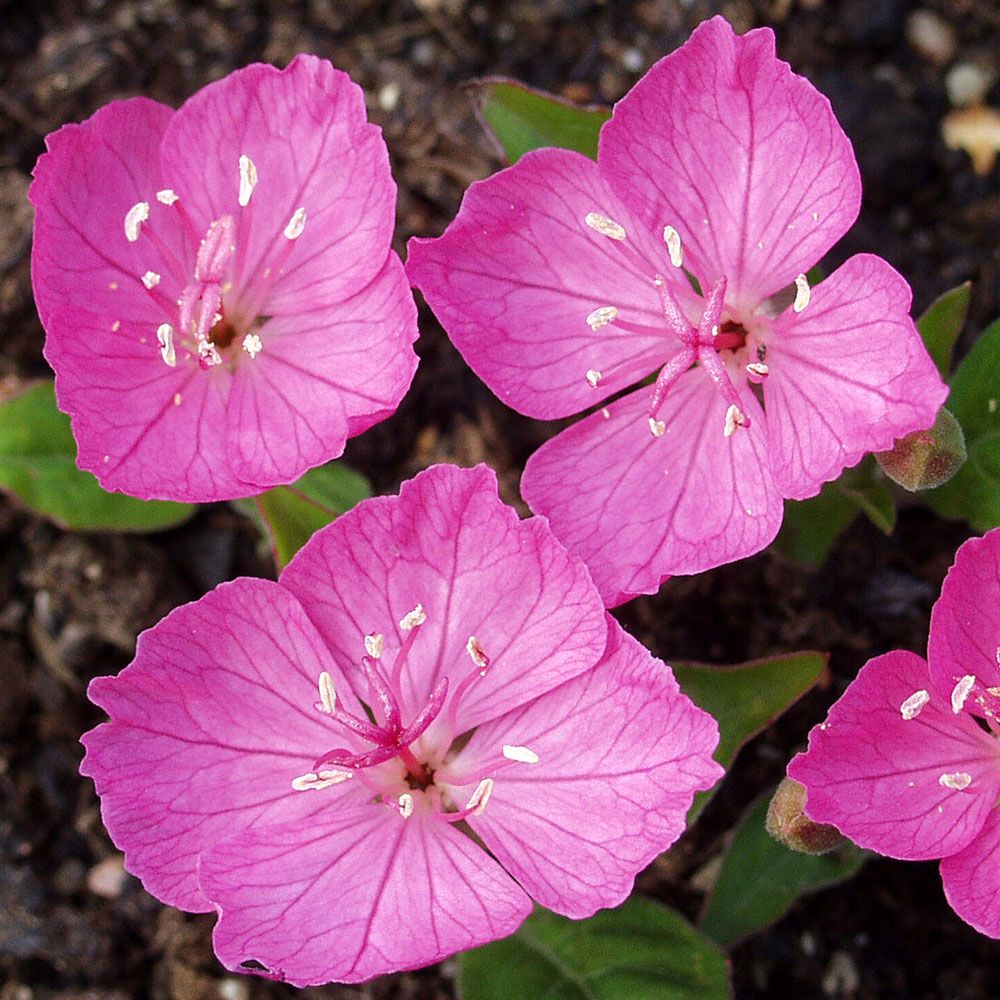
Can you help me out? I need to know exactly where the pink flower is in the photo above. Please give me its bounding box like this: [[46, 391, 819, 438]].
[[31, 56, 418, 502], [788, 528, 1000, 939], [406, 17, 946, 606], [80, 464, 721, 985]]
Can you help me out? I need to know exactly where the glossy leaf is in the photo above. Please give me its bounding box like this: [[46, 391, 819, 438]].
[[459, 900, 731, 1000], [0, 381, 194, 532], [466, 77, 610, 162], [916, 282, 971, 377], [700, 791, 867, 947]]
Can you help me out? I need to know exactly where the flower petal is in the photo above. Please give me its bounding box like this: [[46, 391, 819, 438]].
[[80, 578, 362, 912], [201, 805, 531, 985], [787, 650, 1000, 861], [764, 254, 947, 500], [280, 464, 608, 731], [225, 255, 418, 487], [406, 147, 680, 419], [521, 374, 781, 606], [940, 807, 1000, 939], [444, 621, 721, 917], [599, 16, 860, 308], [160, 54, 395, 307], [928, 529, 1000, 718]]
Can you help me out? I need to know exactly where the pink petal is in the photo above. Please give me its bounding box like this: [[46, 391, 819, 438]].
[[787, 650, 1000, 862], [928, 529, 1000, 719], [160, 55, 395, 307], [30, 97, 180, 326], [280, 463, 608, 731], [201, 805, 531, 985], [406, 147, 682, 419], [764, 254, 947, 500], [521, 374, 782, 606], [443, 620, 721, 917], [80, 578, 362, 912], [225, 255, 418, 487], [599, 16, 861, 309], [940, 807, 1000, 939]]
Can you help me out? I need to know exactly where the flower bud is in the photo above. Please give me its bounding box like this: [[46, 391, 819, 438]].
[[766, 778, 846, 855], [875, 407, 967, 491]]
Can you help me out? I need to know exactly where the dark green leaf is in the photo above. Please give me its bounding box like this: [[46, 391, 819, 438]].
[[700, 791, 867, 947], [459, 900, 731, 1000], [771, 481, 859, 567], [837, 459, 896, 534], [466, 77, 610, 162], [0, 381, 194, 532], [251, 462, 371, 568], [916, 282, 971, 377]]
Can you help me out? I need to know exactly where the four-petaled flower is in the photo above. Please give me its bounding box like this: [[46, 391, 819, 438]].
[[789, 528, 1000, 939], [406, 16, 947, 606], [31, 55, 418, 502], [80, 464, 721, 985]]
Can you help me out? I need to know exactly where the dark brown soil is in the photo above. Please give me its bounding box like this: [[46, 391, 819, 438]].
[[2, 1, 999, 998]]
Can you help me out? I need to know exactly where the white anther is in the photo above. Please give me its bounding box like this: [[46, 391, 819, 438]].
[[939, 772, 972, 791], [365, 633, 385, 659], [465, 778, 494, 816], [173, 393, 182, 406], [723, 404, 746, 438], [466, 635, 488, 670], [155, 189, 179, 205], [141, 270, 161, 289], [586, 369, 602, 388], [197, 339, 222, 366], [951, 674, 975, 713], [584, 212, 626, 241], [291, 769, 352, 791], [601, 407, 611, 420], [586, 306, 618, 330], [899, 689, 930, 720], [398, 793, 415, 819], [649, 416, 666, 438], [284, 206, 307, 240], [238, 154, 258, 207], [662, 225, 683, 268], [317, 671, 337, 714], [812, 211, 820, 222], [746, 361, 769, 383], [111, 320, 121, 332], [399, 604, 426, 631], [242, 333, 262, 359], [793, 273, 811, 313], [124, 201, 150, 242], [156, 323, 176, 367], [502, 744, 540, 764]]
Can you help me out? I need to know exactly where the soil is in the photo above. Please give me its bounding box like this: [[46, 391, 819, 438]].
[[2, 1, 999, 998]]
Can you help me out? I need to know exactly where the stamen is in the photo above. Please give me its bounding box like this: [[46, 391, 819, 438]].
[[586, 306, 618, 330], [155, 189, 179, 205], [502, 744, 540, 764], [951, 675, 975, 714], [663, 225, 683, 268], [398, 793, 415, 819], [585, 369, 602, 388], [746, 361, 769, 384], [793, 273, 811, 313], [584, 212, 626, 241], [899, 689, 929, 720], [938, 772, 972, 791], [238, 154, 258, 207], [124, 201, 150, 242], [723, 403, 746, 438], [284, 207, 307, 240], [399, 604, 426, 631], [290, 769, 353, 791], [156, 323, 176, 367], [317, 671, 337, 715], [242, 333, 262, 359], [141, 270, 161, 289], [466, 636, 489, 669], [465, 778, 494, 816], [198, 340, 223, 367], [365, 633, 385, 659], [649, 416, 666, 438]]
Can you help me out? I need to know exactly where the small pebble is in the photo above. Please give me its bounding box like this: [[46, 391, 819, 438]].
[[378, 81, 401, 112], [905, 10, 957, 66], [822, 950, 860, 997], [87, 855, 128, 898], [946, 62, 993, 107]]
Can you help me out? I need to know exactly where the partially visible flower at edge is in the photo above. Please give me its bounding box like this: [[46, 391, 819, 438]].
[[406, 16, 947, 606], [788, 528, 1000, 939], [80, 463, 722, 985], [31, 55, 418, 502]]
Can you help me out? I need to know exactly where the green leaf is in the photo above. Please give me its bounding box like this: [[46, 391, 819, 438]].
[[916, 281, 971, 377], [672, 652, 828, 819], [0, 381, 194, 532], [700, 791, 867, 947], [459, 900, 731, 1000], [250, 461, 371, 568], [465, 77, 610, 162]]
